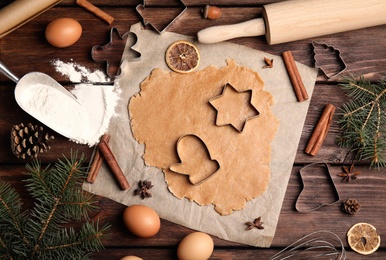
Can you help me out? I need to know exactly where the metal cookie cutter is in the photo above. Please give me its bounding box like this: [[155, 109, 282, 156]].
[[209, 83, 260, 133], [91, 27, 141, 78], [295, 162, 341, 212], [170, 134, 220, 186], [312, 41, 347, 79], [136, 0, 187, 34]]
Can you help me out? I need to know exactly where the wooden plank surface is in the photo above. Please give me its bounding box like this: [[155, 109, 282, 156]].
[[1, 1, 386, 259]]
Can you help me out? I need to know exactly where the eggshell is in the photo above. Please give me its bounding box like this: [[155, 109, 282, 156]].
[[177, 232, 214, 260], [45, 18, 82, 48], [123, 204, 160, 238], [120, 256, 143, 260]]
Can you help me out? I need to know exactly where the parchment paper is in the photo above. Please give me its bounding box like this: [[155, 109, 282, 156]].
[[83, 23, 318, 247]]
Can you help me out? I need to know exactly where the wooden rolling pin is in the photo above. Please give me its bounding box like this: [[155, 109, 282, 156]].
[[198, 0, 386, 45], [0, 0, 63, 39]]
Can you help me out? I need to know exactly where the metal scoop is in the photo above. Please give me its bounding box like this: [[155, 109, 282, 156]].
[[0, 61, 89, 140]]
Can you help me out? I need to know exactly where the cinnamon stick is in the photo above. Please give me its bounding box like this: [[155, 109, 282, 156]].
[[282, 50, 309, 102], [98, 140, 130, 190], [305, 104, 336, 156], [86, 134, 110, 183], [76, 0, 114, 25]]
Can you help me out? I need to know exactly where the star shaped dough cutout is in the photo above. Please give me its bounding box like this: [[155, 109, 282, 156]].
[[209, 83, 260, 132]]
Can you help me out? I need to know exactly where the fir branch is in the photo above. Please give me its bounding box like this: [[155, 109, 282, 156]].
[[346, 79, 377, 97], [43, 222, 109, 252], [342, 100, 374, 119], [0, 182, 29, 248], [338, 76, 386, 168], [0, 236, 14, 260], [0, 151, 109, 259], [59, 192, 98, 221], [24, 161, 56, 200], [36, 222, 109, 259]]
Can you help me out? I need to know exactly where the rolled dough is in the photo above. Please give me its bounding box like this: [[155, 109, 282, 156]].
[[129, 59, 279, 215]]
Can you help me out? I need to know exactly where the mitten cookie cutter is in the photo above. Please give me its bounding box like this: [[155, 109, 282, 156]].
[[170, 134, 220, 186], [312, 41, 347, 79], [295, 162, 341, 212], [136, 0, 187, 34]]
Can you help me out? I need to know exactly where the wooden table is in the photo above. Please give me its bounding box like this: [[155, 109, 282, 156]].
[[1, 0, 385, 259]]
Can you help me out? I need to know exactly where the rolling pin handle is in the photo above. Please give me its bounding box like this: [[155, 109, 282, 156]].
[[197, 18, 266, 44]]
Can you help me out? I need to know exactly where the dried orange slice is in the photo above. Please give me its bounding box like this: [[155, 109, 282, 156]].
[[347, 222, 381, 255], [165, 40, 200, 73]]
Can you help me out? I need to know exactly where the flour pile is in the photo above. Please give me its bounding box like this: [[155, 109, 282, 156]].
[[25, 59, 123, 146], [70, 84, 121, 146]]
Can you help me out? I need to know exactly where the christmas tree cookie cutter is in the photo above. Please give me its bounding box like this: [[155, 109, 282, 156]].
[[295, 162, 341, 212], [209, 83, 260, 133], [169, 134, 220, 186], [91, 27, 141, 78], [136, 0, 187, 34], [312, 41, 347, 79]]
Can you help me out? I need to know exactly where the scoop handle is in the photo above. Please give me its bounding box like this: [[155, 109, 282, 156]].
[[0, 61, 19, 83], [197, 18, 266, 44]]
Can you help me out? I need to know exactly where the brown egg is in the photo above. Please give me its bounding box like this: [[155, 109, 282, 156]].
[[120, 256, 143, 260], [177, 232, 214, 260], [45, 18, 82, 48], [123, 204, 160, 238]]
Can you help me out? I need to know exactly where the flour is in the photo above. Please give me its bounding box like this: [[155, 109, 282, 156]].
[[41, 60, 121, 146], [20, 81, 121, 146], [19, 83, 89, 140], [70, 83, 121, 146], [52, 59, 110, 83]]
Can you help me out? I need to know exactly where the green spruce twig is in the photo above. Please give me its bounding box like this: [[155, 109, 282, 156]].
[[337, 76, 386, 168], [0, 151, 109, 259]]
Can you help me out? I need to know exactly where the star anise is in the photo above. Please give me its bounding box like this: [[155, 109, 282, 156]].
[[263, 57, 274, 68], [338, 164, 360, 182], [245, 216, 264, 231], [134, 180, 154, 199]]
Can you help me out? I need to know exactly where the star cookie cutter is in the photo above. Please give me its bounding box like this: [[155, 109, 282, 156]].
[[312, 41, 347, 79], [91, 27, 141, 78], [295, 162, 341, 212], [170, 134, 220, 186], [136, 0, 187, 34], [209, 83, 260, 133]]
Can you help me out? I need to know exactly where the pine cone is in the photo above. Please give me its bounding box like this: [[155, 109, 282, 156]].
[[342, 198, 361, 215], [10, 123, 54, 159]]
